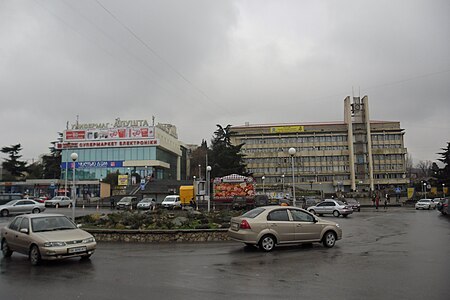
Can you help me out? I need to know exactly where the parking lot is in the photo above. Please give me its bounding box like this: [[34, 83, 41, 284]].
[[1, 207, 449, 300]]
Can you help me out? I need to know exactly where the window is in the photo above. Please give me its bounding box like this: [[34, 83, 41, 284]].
[[267, 209, 289, 221], [290, 209, 314, 222], [9, 217, 22, 231], [19, 218, 29, 231]]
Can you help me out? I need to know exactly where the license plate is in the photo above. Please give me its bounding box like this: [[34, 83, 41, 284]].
[[68, 246, 87, 254]]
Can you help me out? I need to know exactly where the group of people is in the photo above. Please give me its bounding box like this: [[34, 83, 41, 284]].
[[372, 193, 390, 210]]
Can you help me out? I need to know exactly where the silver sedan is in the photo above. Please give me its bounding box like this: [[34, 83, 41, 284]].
[[0, 199, 46, 217]]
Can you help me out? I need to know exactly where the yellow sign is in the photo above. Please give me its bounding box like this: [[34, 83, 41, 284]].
[[118, 175, 129, 186], [270, 126, 304, 133], [431, 187, 437, 195], [407, 188, 415, 199]]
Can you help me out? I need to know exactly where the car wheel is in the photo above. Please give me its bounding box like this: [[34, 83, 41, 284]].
[[2, 239, 13, 257], [415, 208, 418, 210], [32, 208, 40, 214], [29, 245, 42, 266], [358, 208, 361, 212], [343, 214, 348, 218], [259, 235, 276, 252], [333, 210, 340, 217], [323, 231, 337, 248], [309, 209, 316, 215], [0, 210, 9, 217], [428, 206, 431, 210]]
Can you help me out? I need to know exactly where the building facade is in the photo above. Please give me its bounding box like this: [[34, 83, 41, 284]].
[[56, 118, 186, 181], [230, 96, 409, 196]]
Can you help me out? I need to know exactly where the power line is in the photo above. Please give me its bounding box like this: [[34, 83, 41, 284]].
[[94, 0, 231, 114]]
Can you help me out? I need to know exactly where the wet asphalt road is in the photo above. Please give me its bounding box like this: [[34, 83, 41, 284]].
[[1, 207, 449, 300]]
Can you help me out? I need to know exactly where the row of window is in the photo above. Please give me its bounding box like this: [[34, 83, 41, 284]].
[[248, 165, 350, 174], [246, 156, 349, 165], [243, 135, 349, 145], [249, 164, 404, 176], [62, 147, 157, 162], [246, 155, 404, 165], [371, 134, 403, 141], [240, 133, 402, 146], [242, 146, 349, 153]]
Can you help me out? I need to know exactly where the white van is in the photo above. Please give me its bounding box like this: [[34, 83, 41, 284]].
[[161, 195, 181, 209]]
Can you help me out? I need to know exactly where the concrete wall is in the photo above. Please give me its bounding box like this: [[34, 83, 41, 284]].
[[86, 228, 230, 243]]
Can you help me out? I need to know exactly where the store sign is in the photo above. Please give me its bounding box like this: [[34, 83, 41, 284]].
[[64, 127, 155, 141], [60, 161, 124, 169], [118, 175, 128, 186], [64, 118, 155, 142], [56, 139, 159, 149], [270, 126, 304, 133]]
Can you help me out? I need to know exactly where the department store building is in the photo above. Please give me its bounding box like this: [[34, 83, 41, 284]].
[[230, 96, 409, 195], [56, 118, 187, 182]]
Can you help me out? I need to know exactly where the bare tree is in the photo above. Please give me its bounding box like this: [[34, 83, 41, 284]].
[[416, 160, 432, 178]]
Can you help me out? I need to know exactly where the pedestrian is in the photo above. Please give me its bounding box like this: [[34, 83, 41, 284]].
[[384, 197, 388, 210], [110, 197, 115, 209], [375, 194, 380, 210]]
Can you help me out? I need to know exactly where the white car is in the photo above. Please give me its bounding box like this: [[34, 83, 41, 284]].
[[415, 199, 434, 210], [44, 196, 72, 207], [161, 195, 181, 209]]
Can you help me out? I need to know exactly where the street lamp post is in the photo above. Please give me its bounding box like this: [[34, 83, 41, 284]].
[[206, 166, 212, 212], [70, 152, 78, 221], [423, 182, 427, 199], [288, 147, 296, 207], [262, 176, 265, 194], [198, 164, 201, 180], [64, 152, 68, 197], [281, 174, 285, 196], [443, 183, 446, 198]]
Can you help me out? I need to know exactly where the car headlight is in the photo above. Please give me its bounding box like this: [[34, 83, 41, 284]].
[[44, 241, 67, 247], [83, 237, 95, 243]]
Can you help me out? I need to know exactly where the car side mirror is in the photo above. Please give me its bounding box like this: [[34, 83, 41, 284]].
[[20, 228, 29, 234]]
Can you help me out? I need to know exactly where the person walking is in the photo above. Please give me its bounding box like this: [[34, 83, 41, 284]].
[[375, 193, 380, 210]]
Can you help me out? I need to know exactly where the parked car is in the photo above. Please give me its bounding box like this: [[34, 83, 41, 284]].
[[161, 195, 181, 209], [1, 213, 96, 265], [0, 193, 23, 206], [137, 198, 156, 210], [415, 199, 434, 210], [116, 196, 138, 210], [307, 199, 353, 217], [432, 198, 444, 209], [437, 198, 448, 215], [228, 206, 342, 252], [0, 199, 46, 217], [343, 198, 361, 212], [44, 196, 72, 207], [34, 196, 49, 203]]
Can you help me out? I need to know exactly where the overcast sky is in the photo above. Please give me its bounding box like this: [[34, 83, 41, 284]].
[[1, 0, 449, 166]]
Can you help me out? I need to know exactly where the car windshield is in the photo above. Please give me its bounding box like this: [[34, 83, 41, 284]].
[[242, 207, 265, 218], [31, 216, 77, 232], [141, 199, 152, 203], [346, 199, 356, 203], [164, 199, 175, 203], [336, 201, 346, 205], [420, 200, 430, 203]]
